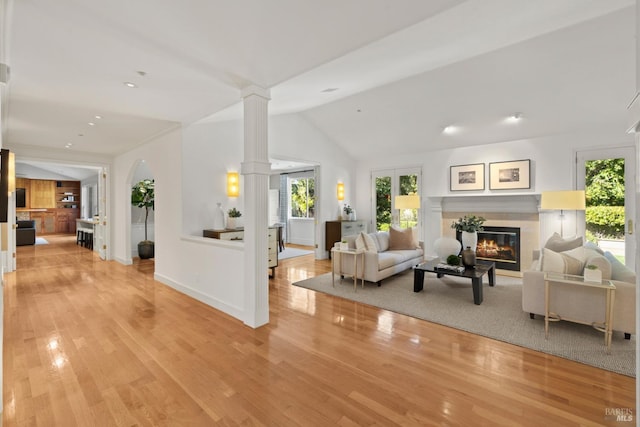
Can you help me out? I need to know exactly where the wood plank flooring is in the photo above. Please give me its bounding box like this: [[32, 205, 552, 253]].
[[3, 235, 635, 426]]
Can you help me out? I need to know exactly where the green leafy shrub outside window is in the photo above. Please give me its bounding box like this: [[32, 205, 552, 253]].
[[585, 206, 624, 239]]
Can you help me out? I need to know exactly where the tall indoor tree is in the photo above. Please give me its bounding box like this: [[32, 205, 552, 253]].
[[131, 178, 155, 259]]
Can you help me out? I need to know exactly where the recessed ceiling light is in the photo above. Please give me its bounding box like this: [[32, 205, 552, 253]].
[[443, 125, 457, 134], [88, 122, 95, 126], [94, 115, 102, 119], [124, 82, 137, 88], [507, 112, 523, 123]]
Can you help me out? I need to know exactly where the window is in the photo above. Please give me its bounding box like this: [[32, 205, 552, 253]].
[[290, 177, 315, 218], [372, 168, 420, 231]]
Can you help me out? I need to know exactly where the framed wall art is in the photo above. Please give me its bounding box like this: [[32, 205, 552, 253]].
[[450, 163, 485, 191], [489, 159, 531, 190]]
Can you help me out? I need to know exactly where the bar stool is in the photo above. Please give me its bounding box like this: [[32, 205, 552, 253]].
[[83, 229, 94, 250], [77, 229, 85, 246]]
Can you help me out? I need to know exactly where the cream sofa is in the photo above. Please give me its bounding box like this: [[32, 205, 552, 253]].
[[339, 228, 424, 286], [522, 236, 635, 338]]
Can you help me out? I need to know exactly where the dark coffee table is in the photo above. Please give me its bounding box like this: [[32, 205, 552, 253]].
[[413, 259, 496, 305]]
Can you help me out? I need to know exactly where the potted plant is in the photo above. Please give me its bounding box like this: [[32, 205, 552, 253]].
[[451, 214, 486, 252], [446, 254, 461, 266], [343, 204, 353, 221], [584, 264, 602, 282], [131, 179, 155, 259], [227, 207, 242, 229]]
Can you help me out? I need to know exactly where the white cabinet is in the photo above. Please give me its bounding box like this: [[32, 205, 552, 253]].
[[203, 227, 278, 277]]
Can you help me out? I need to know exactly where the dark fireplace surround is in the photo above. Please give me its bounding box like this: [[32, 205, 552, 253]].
[[457, 226, 521, 271]]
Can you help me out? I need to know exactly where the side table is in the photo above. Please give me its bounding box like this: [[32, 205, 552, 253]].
[[331, 248, 365, 291], [544, 272, 616, 351]]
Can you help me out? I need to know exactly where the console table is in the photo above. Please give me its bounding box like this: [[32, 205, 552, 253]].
[[544, 272, 615, 351]]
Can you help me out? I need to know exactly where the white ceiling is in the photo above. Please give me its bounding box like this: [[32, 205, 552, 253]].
[[1, 0, 636, 173]]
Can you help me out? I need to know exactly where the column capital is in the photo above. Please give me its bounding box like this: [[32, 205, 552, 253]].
[[241, 160, 271, 176], [241, 85, 271, 100]]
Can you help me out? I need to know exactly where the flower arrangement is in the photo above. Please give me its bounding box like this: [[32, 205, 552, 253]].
[[228, 207, 242, 218], [451, 214, 486, 233], [343, 204, 353, 215]]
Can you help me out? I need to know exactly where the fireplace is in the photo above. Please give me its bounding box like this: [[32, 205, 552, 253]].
[[458, 226, 521, 271]]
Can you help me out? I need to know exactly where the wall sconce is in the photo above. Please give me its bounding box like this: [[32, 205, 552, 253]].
[[8, 151, 15, 193], [227, 172, 239, 197], [337, 183, 345, 201]]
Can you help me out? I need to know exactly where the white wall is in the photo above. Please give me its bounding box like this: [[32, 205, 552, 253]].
[[112, 127, 247, 323], [183, 113, 358, 257], [270, 114, 357, 257], [182, 119, 244, 236], [355, 130, 635, 253]]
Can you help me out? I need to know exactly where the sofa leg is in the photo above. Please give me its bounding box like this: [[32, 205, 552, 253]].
[[529, 313, 535, 320], [377, 281, 382, 287], [625, 333, 631, 340]]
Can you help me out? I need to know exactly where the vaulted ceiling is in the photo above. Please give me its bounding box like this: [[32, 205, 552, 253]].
[[1, 0, 636, 168]]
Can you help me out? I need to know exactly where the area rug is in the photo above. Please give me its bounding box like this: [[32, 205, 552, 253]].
[[35, 237, 49, 245], [279, 247, 314, 260], [293, 270, 636, 377]]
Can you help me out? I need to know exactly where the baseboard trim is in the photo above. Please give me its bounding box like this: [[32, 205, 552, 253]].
[[153, 272, 245, 323]]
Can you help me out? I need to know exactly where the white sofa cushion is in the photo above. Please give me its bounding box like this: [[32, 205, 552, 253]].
[[376, 231, 390, 252], [377, 252, 399, 270]]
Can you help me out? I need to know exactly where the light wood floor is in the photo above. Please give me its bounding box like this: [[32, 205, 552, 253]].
[[3, 236, 635, 426]]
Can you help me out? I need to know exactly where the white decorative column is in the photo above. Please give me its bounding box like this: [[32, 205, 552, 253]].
[[241, 85, 271, 328]]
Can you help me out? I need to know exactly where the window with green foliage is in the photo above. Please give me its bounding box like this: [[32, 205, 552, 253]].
[[373, 169, 420, 231], [375, 176, 392, 231], [585, 158, 624, 241], [290, 177, 315, 218]]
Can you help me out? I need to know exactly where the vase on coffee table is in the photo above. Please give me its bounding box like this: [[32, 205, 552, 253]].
[[461, 231, 478, 252]]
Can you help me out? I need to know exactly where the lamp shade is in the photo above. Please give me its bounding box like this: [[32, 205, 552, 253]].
[[395, 194, 421, 210], [227, 172, 239, 197], [337, 183, 345, 201], [540, 190, 585, 210]]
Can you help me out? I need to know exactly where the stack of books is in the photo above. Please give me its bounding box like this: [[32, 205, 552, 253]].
[[435, 263, 465, 273]]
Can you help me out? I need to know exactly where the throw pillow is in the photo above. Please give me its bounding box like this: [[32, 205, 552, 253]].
[[540, 248, 583, 275], [355, 233, 366, 251], [544, 233, 583, 253], [376, 231, 390, 252], [388, 226, 418, 250], [361, 232, 379, 252]]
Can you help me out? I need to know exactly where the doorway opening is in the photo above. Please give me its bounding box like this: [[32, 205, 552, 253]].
[[577, 147, 635, 269]]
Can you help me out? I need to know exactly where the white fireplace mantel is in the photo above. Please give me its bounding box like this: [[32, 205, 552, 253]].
[[429, 194, 540, 214]]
